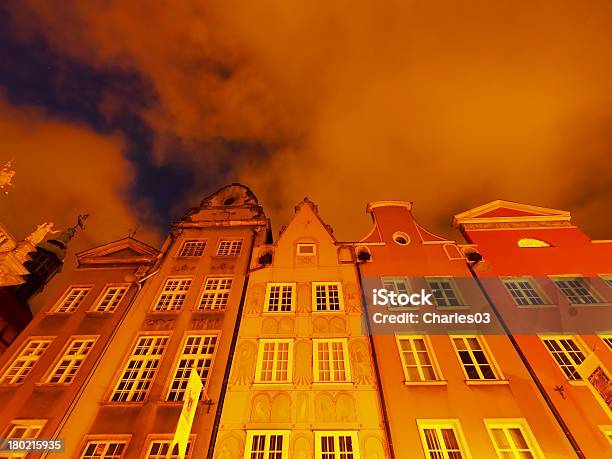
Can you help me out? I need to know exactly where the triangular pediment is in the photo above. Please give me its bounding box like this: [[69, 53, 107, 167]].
[[452, 200, 571, 227], [76, 237, 160, 265]]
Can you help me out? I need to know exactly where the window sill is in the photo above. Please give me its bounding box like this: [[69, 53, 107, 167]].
[[252, 383, 295, 390], [465, 379, 510, 386], [436, 306, 470, 311], [146, 310, 182, 316], [516, 304, 557, 309], [312, 310, 345, 314], [568, 380, 588, 387], [403, 380, 447, 386], [98, 401, 146, 407], [312, 382, 354, 389], [191, 309, 225, 315], [34, 382, 71, 388], [0, 383, 23, 388], [85, 311, 114, 317], [44, 312, 73, 316], [567, 303, 612, 308], [262, 311, 296, 315]]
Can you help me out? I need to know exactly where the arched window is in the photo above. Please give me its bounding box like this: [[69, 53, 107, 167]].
[[518, 238, 551, 248]]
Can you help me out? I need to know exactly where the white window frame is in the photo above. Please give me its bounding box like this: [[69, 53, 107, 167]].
[[143, 435, 194, 459], [601, 275, 612, 289], [312, 282, 344, 312], [314, 431, 361, 459], [198, 277, 233, 311], [551, 276, 600, 305], [540, 335, 587, 380], [0, 338, 54, 384], [598, 333, 612, 351], [255, 339, 294, 384], [153, 278, 192, 311], [264, 283, 296, 313], [599, 425, 612, 446], [484, 418, 544, 459], [166, 333, 219, 401], [417, 419, 472, 459], [297, 243, 317, 256], [52, 285, 92, 313], [45, 336, 97, 384], [450, 335, 501, 381], [426, 277, 464, 307], [215, 239, 243, 257], [501, 277, 547, 306], [79, 438, 130, 459], [93, 284, 129, 313], [177, 240, 206, 258], [110, 335, 169, 402], [396, 335, 443, 383], [0, 419, 46, 459], [243, 430, 290, 459], [313, 338, 351, 383]]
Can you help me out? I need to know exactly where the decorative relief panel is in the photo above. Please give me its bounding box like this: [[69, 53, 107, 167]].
[[214, 434, 242, 459], [171, 263, 196, 273], [142, 318, 175, 331], [313, 316, 347, 334], [250, 393, 271, 422], [245, 283, 265, 314], [350, 338, 374, 385], [363, 436, 386, 459], [230, 341, 257, 385], [296, 393, 309, 423], [271, 393, 291, 422], [210, 261, 235, 273], [314, 392, 357, 422], [344, 282, 361, 312], [292, 435, 312, 459], [294, 339, 313, 385], [297, 283, 311, 313], [190, 317, 221, 330]]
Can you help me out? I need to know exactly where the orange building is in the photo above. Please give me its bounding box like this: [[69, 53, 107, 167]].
[[454, 200, 612, 458]]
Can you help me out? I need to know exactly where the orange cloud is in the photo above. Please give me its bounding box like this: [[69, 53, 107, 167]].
[[7, 0, 612, 240]]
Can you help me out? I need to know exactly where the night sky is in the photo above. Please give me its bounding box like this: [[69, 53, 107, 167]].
[[1, 1, 611, 258]]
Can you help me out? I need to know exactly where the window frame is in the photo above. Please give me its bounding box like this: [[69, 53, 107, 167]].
[[44, 335, 98, 384], [215, 238, 243, 257], [550, 276, 601, 305], [598, 333, 612, 351], [177, 239, 207, 258], [0, 337, 54, 385], [425, 277, 465, 308], [450, 335, 503, 382], [311, 282, 344, 312], [153, 278, 192, 312], [501, 277, 549, 307], [484, 418, 544, 459], [264, 283, 296, 313], [109, 334, 170, 403], [313, 338, 352, 383], [51, 285, 93, 314], [243, 430, 290, 459], [92, 284, 130, 313], [600, 275, 612, 289], [165, 332, 219, 401], [254, 339, 294, 384], [142, 435, 195, 459], [0, 419, 47, 459], [517, 238, 551, 248], [395, 335, 444, 384], [417, 419, 472, 459], [314, 431, 361, 459], [296, 243, 317, 256], [78, 436, 131, 459], [197, 276, 233, 311], [539, 335, 588, 381]]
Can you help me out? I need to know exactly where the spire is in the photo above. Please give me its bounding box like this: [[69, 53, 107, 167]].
[[38, 214, 89, 259]]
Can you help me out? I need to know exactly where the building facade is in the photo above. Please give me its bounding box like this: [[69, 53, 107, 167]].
[[454, 200, 612, 458]]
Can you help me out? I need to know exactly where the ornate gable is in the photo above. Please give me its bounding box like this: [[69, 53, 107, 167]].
[[76, 237, 160, 266]]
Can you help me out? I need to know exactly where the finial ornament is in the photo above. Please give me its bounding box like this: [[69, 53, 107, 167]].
[[26, 222, 60, 246], [0, 160, 16, 195]]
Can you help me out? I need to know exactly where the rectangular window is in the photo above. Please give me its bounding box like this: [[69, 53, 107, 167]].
[[599, 334, 612, 351], [216, 239, 242, 257], [145, 439, 191, 459], [199, 277, 232, 310], [601, 275, 612, 289], [312, 282, 343, 311], [167, 334, 218, 401], [381, 278, 409, 295], [315, 431, 360, 459], [502, 278, 545, 306], [178, 240, 206, 257], [265, 283, 295, 313], [80, 441, 127, 459], [0, 338, 53, 384], [313, 339, 351, 383], [0, 420, 46, 459], [552, 277, 599, 304], [53, 286, 91, 313], [396, 336, 441, 382], [451, 336, 499, 381], [46, 337, 96, 384], [485, 419, 543, 459], [255, 339, 293, 383], [110, 335, 168, 402], [297, 243, 316, 256], [426, 278, 462, 307], [244, 431, 289, 459], [154, 278, 192, 311], [94, 285, 128, 312], [418, 420, 469, 459], [541, 336, 586, 380]]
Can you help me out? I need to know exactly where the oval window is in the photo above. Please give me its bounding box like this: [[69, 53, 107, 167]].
[[392, 231, 410, 245], [518, 238, 550, 248], [223, 197, 235, 206]]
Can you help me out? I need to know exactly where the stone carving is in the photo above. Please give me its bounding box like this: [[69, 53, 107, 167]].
[[314, 392, 357, 423], [344, 282, 361, 312], [313, 316, 346, 334], [364, 436, 386, 459], [335, 393, 357, 421], [214, 434, 241, 459], [313, 317, 328, 333], [230, 341, 257, 385], [26, 222, 59, 246], [190, 318, 221, 330], [279, 317, 294, 333], [293, 436, 312, 459], [251, 394, 271, 422], [297, 283, 311, 312], [271, 393, 291, 422], [330, 317, 345, 333], [296, 393, 309, 422], [143, 318, 175, 330], [314, 393, 335, 422], [211, 262, 235, 273], [245, 284, 265, 314], [262, 317, 278, 333], [294, 340, 313, 385], [350, 339, 373, 385], [172, 263, 195, 273]]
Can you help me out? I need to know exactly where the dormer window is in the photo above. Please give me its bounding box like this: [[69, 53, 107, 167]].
[[223, 197, 235, 206], [392, 231, 410, 246], [518, 238, 551, 248], [297, 243, 316, 256]]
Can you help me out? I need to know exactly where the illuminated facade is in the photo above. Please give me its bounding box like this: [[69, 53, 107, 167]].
[[0, 189, 610, 459]]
